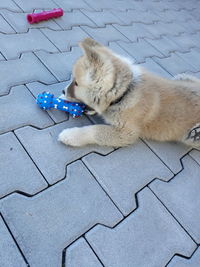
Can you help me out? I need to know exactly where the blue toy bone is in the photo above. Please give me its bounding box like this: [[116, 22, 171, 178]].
[[36, 91, 86, 118]]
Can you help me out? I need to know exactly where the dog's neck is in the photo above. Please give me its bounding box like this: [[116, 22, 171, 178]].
[[109, 64, 142, 107]]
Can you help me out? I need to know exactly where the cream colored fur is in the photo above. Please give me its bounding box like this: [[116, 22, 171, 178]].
[[58, 38, 200, 147]]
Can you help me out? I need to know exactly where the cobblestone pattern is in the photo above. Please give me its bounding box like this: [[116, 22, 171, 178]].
[[0, 0, 200, 266]]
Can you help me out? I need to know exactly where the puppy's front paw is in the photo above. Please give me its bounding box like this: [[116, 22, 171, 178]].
[[58, 127, 93, 147]]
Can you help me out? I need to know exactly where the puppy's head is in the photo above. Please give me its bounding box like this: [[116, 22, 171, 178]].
[[63, 38, 133, 114]]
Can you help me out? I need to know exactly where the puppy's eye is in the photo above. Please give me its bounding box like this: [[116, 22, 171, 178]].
[[74, 81, 78, 86]]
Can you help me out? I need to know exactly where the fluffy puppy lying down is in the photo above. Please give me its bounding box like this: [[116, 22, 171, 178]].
[[58, 38, 200, 147]]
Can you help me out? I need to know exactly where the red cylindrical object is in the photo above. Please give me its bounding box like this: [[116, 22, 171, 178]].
[[27, 8, 63, 24]]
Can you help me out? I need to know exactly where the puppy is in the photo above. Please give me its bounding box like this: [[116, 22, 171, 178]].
[[58, 38, 200, 147]]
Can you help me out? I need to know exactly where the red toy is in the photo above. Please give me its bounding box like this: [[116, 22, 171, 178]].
[[27, 8, 63, 24]]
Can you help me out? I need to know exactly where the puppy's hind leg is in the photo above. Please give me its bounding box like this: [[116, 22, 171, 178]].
[[173, 73, 200, 83], [182, 123, 200, 148]]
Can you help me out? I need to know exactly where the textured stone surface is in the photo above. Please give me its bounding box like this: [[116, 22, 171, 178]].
[[150, 156, 200, 243], [0, 9, 61, 33], [26, 81, 69, 123], [140, 58, 172, 78], [15, 117, 113, 184], [86, 187, 196, 267], [143, 140, 190, 173], [0, 52, 57, 96], [190, 149, 200, 165], [0, 14, 15, 33], [168, 247, 200, 267], [0, 132, 47, 198], [13, 0, 58, 12], [65, 238, 103, 267], [0, 29, 58, 60], [53, 0, 92, 11], [0, 85, 54, 133], [83, 141, 173, 215], [41, 27, 89, 52], [0, 217, 27, 267], [0, 161, 122, 267], [82, 25, 130, 45], [35, 48, 82, 81], [118, 39, 163, 63]]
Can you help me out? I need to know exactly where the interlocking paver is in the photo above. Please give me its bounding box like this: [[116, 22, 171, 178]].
[[0, 29, 58, 60], [0, 216, 27, 267], [27, 81, 69, 123], [35, 48, 82, 81], [81, 10, 124, 27], [140, 58, 172, 78], [83, 0, 134, 11], [145, 36, 189, 57], [0, 14, 15, 34], [143, 140, 190, 173], [55, 10, 95, 29], [83, 141, 172, 215], [15, 117, 113, 184], [0, 85, 54, 134], [86, 187, 196, 267], [150, 156, 200, 243], [108, 41, 135, 59], [167, 32, 200, 51], [169, 247, 200, 267], [117, 39, 164, 63], [0, 161, 123, 267], [0, 10, 61, 33], [13, 0, 58, 12], [181, 19, 200, 34], [112, 9, 159, 25], [156, 9, 193, 23], [65, 238, 103, 267], [153, 53, 197, 76], [176, 49, 200, 72], [0, 52, 57, 96], [41, 27, 89, 52], [81, 25, 130, 45], [53, 0, 92, 11], [0, 132, 47, 198], [0, 0, 21, 11], [113, 24, 153, 42], [190, 149, 200, 166]]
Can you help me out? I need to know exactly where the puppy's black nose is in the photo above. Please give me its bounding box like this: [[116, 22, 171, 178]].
[[62, 90, 65, 95]]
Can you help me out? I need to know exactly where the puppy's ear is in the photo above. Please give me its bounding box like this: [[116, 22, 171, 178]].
[[80, 38, 102, 48], [79, 40, 101, 63]]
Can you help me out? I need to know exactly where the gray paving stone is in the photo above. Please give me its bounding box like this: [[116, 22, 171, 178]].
[[86, 187, 196, 267], [0, 0, 21, 11], [0, 10, 61, 33], [35, 48, 82, 81], [176, 49, 200, 72], [27, 81, 69, 123], [140, 58, 172, 78], [41, 27, 89, 52], [55, 10, 95, 29], [15, 117, 113, 184], [189, 149, 200, 166], [117, 39, 163, 63], [181, 19, 200, 34], [108, 41, 135, 59], [150, 156, 200, 243], [53, 0, 92, 11], [112, 9, 159, 25], [143, 140, 190, 173], [0, 161, 123, 267], [0, 53, 5, 61], [114, 24, 153, 42], [0, 132, 47, 198], [145, 36, 189, 57], [0, 14, 15, 33], [83, 0, 134, 11], [153, 53, 197, 76], [167, 32, 200, 51], [13, 0, 58, 12], [83, 141, 173, 215], [0, 85, 54, 133], [0, 29, 58, 60], [82, 10, 124, 27], [81, 25, 129, 45], [143, 22, 186, 38], [0, 52, 57, 96], [168, 247, 200, 267], [65, 238, 103, 267], [0, 216, 27, 267], [157, 9, 193, 23]]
